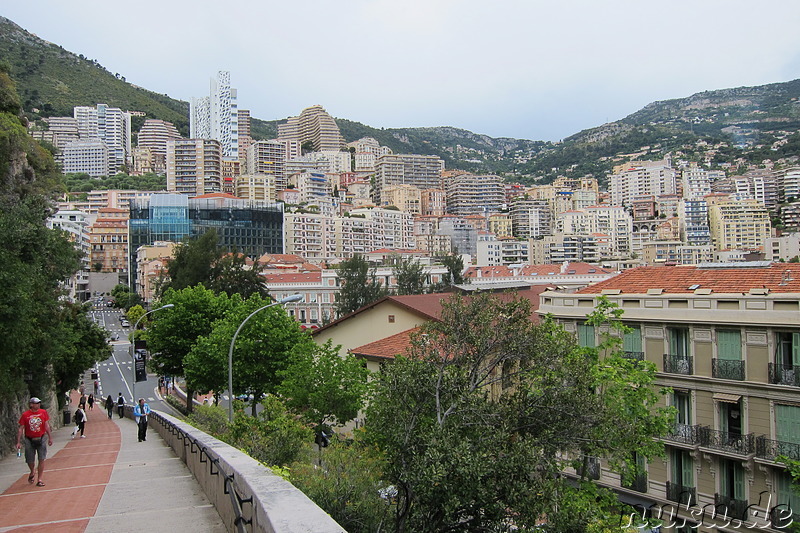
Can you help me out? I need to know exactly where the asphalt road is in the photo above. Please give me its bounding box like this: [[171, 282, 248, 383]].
[[89, 308, 167, 410]]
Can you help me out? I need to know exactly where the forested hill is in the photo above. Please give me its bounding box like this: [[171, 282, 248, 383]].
[[4, 14, 800, 182]]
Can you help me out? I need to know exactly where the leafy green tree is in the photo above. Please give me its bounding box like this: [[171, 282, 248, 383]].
[[334, 254, 387, 317], [279, 340, 370, 429], [365, 293, 672, 533], [184, 293, 316, 415], [290, 437, 391, 533], [161, 229, 221, 294], [391, 255, 427, 295], [147, 286, 232, 412], [430, 253, 466, 291], [208, 252, 269, 299], [125, 305, 146, 328]]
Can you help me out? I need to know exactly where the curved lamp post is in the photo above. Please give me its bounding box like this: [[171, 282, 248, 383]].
[[130, 304, 174, 402], [228, 294, 304, 422]]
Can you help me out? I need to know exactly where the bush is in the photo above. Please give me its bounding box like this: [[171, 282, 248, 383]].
[[188, 404, 229, 438]]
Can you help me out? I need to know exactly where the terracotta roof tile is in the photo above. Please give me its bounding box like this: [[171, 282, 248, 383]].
[[578, 263, 800, 294], [350, 328, 419, 360]]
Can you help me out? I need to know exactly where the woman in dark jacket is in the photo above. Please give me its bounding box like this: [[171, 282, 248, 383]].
[[105, 395, 114, 419]]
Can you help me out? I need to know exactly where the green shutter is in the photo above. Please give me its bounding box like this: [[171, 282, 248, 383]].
[[719, 459, 729, 496], [674, 392, 691, 425], [720, 403, 729, 434], [793, 333, 800, 366], [681, 451, 693, 487], [578, 324, 595, 348], [777, 404, 800, 445], [778, 470, 800, 514], [717, 330, 741, 361], [623, 326, 642, 353], [733, 462, 745, 500]]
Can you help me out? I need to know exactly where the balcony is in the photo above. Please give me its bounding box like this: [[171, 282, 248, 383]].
[[665, 481, 696, 506], [576, 456, 600, 480], [768, 363, 800, 387], [755, 435, 800, 462], [712, 359, 745, 381], [770, 506, 798, 530], [714, 493, 748, 521], [700, 428, 755, 455], [664, 423, 703, 446], [622, 351, 644, 362], [622, 472, 648, 493], [663, 354, 693, 375]]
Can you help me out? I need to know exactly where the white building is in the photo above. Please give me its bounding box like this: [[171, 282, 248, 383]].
[[610, 159, 677, 207], [73, 104, 131, 175], [190, 71, 239, 159], [62, 139, 109, 178]]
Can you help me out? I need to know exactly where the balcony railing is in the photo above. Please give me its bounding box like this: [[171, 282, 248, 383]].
[[663, 354, 693, 375], [712, 359, 745, 381], [770, 506, 798, 530], [714, 493, 749, 521], [700, 428, 755, 455], [666, 481, 696, 506], [768, 363, 800, 387], [665, 423, 703, 446], [622, 351, 644, 362], [623, 472, 648, 493], [755, 435, 800, 462]]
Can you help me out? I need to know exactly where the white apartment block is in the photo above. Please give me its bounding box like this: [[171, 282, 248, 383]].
[[166, 138, 223, 196], [476, 236, 530, 266], [374, 154, 444, 206], [235, 174, 276, 202], [444, 173, 505, 216], [62, 139, 109, 177], [58, 189, 156, 216], [609, 159, 677, 207], [681, 164, 715, 200], [765, 233, 800, 262], [556, 206, 632, 258], [30, 116, 79, 164], [708, 198, 772, 251], [190, 71, 238, 159], [779, 166, 800, 202], [278, 105, 344, 152], [248, 140, 287, 190], [289, 172, 331, 203], [511, 200, 552, 239], [74, 104, 131, 175], [350, 207, 415, 251]]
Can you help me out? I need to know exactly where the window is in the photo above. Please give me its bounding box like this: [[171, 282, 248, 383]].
[[776, 404, 800, 446], [776, 332, 800, 367], [577, 323, 595, 348], [718, 458, 745, 502], [668, 327, 690, 358], [717, 330, 742, 360], [623, 325, 642, 354], [674, 391, 692, 426], [669, 448, 695, 504]]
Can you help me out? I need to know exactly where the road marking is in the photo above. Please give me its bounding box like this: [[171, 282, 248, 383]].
[[110, 351, 133, 400]]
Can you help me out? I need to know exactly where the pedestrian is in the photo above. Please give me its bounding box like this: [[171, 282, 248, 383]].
[[87, 393, 94, 410], [71, 404, 86, 439], [79, 395, 87, 412], [133, 398, 151, 442], [116, 393, 125, 418], [78, 381, 85, 396], [105, 395, 114, 419], [93, 379, 99, 395], [16, 397, 53, 487], [158, 377, 164, 393]]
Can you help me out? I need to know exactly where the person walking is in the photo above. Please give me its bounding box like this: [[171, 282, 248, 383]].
[[16, 397, 53, 487], [71, 405, 86, 439], [104, 395, 114, 419], [133, 398, 151, 442], [116, 393, 125, 418], [87, 393, 94, 410]]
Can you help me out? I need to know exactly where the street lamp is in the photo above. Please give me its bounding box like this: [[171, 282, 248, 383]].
[[130, 304, 175, 402], [228, 294, 303, 422]]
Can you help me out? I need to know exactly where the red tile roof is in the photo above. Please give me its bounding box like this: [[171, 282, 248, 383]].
[[578, 263, 800, 294], [350, 327, 419, 360], [465, 262, 614, 279]]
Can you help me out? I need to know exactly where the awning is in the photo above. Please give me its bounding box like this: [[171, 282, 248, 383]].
[[713, 393, 741, 403]]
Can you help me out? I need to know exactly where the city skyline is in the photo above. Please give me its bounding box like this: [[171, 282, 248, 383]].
[[4, 0, 800, 142]]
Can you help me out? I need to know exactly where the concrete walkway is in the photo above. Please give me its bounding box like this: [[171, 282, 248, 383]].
[[0, 397, 226, 533]]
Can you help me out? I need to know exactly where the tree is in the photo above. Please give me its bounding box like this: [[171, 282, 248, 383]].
[[279, 340, 370, 429], [183, 293, 316, 415], [430, 253, 466, 291], [125, 305, 146, 328], [335, 254, 387, 317], [160, 229, 221, 294], [147, 286, 232, 412], [365, 293, 672, 532], [391, 255, 427, 295], [208, 252, 269, 299]]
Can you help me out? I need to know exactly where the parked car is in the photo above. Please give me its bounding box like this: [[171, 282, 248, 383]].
[[120, 320, 130, 328]]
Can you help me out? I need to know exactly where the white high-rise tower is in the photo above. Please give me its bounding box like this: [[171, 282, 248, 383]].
[[190, 71, 238, 159]]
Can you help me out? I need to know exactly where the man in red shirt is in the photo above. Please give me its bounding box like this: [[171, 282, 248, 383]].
[[16, 397, 53, 487]]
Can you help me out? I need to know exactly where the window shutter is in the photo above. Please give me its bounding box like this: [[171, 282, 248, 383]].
[[717, 330, 741, 361], [777, 404, 800, 445]]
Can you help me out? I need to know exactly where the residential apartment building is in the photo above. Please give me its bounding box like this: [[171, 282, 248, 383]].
[[610, 159, 678, 207], [679, 200, 712, 246], [47, 210, 91, 302], [421, 188, 446, 216], [476, 236, 530, 266], [289, 172, 331, 203], [444, 173, 505, 216], [135, 241, 177, 303], [373, 154, 444, 206], [58, 189, 157, 216], [247, 140, 286, 190], [89, 207, 129, 273], [277, 104, 344, 152], [511, 200, 552, 239], [708, 199, 772, 252], [557, 206, 632, 258], [62, 139, 109, 177], [765, 234, 800, 262], [487, 212, 513, 238], [539, 263, 800, 532], [235, 174, 276, 202], [74, 104, 131, 174], [190, 71, 239, 159], [682, 164, 716, 201], [137, 119, 182, 174], [166, 138, 223, 196], [530, 234, 601, 264], [383, 184, 422, 214], [29, 116, 78, 164]]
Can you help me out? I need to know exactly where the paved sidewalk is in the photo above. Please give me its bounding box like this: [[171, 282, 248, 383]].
[[0, 396, 225, 533]]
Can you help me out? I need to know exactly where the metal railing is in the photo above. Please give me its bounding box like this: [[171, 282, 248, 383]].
[[577, 456, 601, 480], [663, 354, 693, 375], [665, 423, 703, 446], [666, 481, 696, 506], [700, 428, 755, 455], [768, 363, 800, 387], [770, 506, 798, 530], [623, 472, 648, 493], [714, 493, 749, 521], [622, 351, 645, 362], [755, 435, 800, 462], [712, 359, 745, 381]]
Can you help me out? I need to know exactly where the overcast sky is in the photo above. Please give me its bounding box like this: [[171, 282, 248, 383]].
[[4, 1, 800, 141]]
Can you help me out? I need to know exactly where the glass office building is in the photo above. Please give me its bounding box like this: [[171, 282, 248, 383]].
[[128, 193, 284, 285]]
